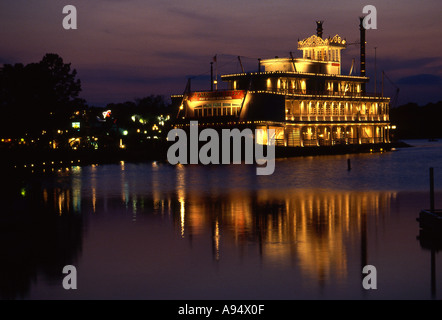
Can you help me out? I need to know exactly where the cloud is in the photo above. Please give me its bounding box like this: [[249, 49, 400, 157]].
[[1, 0, 441, 107], [167, 6, 220, 24], [396, 74, 442, 85]]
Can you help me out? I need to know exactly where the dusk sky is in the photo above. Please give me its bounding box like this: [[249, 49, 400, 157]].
[[1, 0, 441, 107]]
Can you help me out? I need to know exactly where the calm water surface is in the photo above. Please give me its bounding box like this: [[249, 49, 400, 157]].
[[1, 140, 442, 300]]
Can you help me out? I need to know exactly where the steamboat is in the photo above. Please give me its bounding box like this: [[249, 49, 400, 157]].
[[171, 18, 392, 157]]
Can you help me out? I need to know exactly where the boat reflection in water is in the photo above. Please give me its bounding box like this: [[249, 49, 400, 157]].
[[167, 183, 394, 284], [3, 158, 440, 299]]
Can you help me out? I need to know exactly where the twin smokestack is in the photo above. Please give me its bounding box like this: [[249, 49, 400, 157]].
[[316, 20, 323, 39], [315, 19, 366, 93]]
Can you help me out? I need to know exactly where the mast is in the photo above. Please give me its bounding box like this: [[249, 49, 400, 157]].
[[210, 62, 214, 91], [238, 56, 245, 73], [213, 54, 218, 91], [374, 47, 377, 96], [289, 52, 297, 72], [359, 17, 366, 94], [349, 58, 355, 76], [382, 70, 384, 97]]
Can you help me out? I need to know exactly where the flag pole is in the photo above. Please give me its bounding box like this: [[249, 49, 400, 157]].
[[214, 54, 218, 91]]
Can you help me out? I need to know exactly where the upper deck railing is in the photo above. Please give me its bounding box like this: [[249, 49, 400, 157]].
[[258, 88, 389, 99], [180, 88, 389, 99]]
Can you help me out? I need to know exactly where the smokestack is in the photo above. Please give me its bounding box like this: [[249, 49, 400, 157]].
[[316, 21, 323, 38], [359, 17, 366, 94]]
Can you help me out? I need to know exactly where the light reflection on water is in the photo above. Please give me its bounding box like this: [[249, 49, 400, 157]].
[[1, 140, 442, 299]]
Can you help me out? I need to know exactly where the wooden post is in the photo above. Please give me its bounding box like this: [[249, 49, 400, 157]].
[[430, 167, 435, 212], [347, 158, 351, 171], [431, 248, 436, 298]]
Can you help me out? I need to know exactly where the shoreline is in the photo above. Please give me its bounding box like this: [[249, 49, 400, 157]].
[[275, 141, 411, 158], [1, 140, 412, 173]]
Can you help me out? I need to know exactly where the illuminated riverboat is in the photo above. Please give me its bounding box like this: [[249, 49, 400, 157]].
[[172, 19, 391, 152]]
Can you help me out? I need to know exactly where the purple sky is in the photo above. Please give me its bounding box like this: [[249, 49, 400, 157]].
[[1, 0, 441, 107]]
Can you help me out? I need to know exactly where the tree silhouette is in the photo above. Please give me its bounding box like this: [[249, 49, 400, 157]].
[[0, 53, 83, 137]]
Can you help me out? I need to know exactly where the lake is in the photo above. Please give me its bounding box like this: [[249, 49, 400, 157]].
[[1, 139, 442, 300]]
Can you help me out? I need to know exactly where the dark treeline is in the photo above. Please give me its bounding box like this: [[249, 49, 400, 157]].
[[0, 53, 84, 137], [2, 53, 441, 152], [0, 54, 177, 154], [390, 101, 442, 140]]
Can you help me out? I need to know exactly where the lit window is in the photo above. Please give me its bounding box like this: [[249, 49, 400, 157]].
[[72, 122, 80, 129]]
